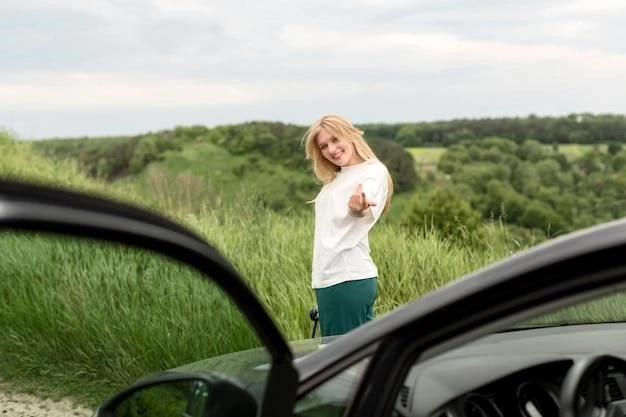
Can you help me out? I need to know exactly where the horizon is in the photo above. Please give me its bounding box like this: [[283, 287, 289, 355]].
[[7, 111, 626, 141]]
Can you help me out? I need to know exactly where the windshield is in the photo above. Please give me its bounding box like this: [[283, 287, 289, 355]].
[[510, 288, 626, 329]]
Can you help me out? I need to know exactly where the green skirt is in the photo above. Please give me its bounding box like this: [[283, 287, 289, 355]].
[[315, 277, 377, 337]]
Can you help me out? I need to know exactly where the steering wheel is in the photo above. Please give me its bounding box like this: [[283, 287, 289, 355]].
[[560, 355, 626, 417]]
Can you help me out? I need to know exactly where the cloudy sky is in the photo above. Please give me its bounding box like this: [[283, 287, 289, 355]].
[[2, 0, 625, 138]]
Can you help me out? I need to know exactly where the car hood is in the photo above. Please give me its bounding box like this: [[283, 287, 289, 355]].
[[165, 336, 351, 415], [170, 337, 336, 383]]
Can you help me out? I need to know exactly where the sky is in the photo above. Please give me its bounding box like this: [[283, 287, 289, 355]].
[[2, 0, 626, 139]]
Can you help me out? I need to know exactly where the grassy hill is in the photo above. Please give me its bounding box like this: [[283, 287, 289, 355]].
[[133, 140, 319, 214], [32, 123, 420, 217]]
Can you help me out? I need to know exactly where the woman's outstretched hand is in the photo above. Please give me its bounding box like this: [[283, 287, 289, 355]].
[[348, 183, 377, 216]]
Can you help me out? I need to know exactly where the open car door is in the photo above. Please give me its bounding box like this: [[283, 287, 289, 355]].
[[0, 179, 298, 417]]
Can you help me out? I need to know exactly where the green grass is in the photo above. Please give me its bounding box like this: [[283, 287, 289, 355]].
[[1, 130, 625, 409], [554, 144, 607, 159], [407, 147, 446, 167], [0, 210, 512, 407], [0, 232, 266, 406], [523, 293, 626, 326]]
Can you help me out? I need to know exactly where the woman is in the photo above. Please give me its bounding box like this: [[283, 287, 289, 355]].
[[303, 114, 393, 337]]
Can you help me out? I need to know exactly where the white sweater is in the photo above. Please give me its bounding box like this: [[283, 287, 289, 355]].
[[311, 159, 390, 289]]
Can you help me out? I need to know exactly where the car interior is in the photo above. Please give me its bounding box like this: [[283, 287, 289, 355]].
[[392, 290, 626, 417]]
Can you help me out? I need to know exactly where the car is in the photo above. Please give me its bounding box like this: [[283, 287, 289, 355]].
[[3, 177, 626, 417]]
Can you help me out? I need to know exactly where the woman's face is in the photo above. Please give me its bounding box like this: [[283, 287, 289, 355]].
[[315, 127, 361, 167]]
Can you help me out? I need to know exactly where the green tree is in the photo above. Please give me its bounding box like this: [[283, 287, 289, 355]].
[[519, 201, 568, 236], [402, 187, 483, 243]]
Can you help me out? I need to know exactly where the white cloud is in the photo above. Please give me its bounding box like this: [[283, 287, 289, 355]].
[[545, 0, 626, 14], [1, 0, 626, 137], [0, 72, 371, 110], [279, 25, 626, 73], [514, 20, 597, 40], [4, 0, 133, 22], [151, 0, 215, 16]]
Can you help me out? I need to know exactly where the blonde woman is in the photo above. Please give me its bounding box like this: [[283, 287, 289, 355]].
[[303, 114, 393, 337]]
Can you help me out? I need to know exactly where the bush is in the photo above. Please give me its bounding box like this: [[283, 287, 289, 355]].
[[401, 187, 484, 244]]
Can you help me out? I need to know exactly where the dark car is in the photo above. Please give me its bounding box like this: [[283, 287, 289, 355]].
[[3, 178, 626, 417]]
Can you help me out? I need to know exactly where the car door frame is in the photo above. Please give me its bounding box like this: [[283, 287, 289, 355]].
[[294, 217, 626, 417], [0, 179, 298, 417]]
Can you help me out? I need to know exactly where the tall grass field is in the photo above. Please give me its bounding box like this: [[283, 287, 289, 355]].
[[1, 131, 625, 407]]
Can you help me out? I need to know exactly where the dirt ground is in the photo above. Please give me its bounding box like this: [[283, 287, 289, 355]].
[[0, 385, 92, 417]]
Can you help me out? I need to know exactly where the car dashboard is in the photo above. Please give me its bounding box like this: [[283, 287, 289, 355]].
[[396, 323, 626, 417]]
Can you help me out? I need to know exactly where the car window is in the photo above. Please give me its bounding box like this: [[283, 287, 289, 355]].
[[294, 356, 371, 417], [514, 290, 626, 328], [389, 288, 626, 417], [0, 230, 272, 413]]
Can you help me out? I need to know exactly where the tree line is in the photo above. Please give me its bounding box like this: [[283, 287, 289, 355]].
[[32, 115, 626, 243], [33, 122, 419, 194], [360, 113, 626, 147]]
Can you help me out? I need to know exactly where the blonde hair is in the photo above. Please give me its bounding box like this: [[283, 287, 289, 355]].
[[302, 114, 393, 212]]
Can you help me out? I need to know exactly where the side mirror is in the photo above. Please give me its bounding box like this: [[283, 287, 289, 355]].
[[96, 372, 257, 417]]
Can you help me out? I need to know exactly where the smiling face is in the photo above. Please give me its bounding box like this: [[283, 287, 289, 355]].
[[315, 127, 363, 167]]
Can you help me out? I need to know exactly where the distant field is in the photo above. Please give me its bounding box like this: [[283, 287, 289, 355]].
[[407, 144, 606, 168], [407, 147, 446, 169], [556, 144, 607, 158]]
